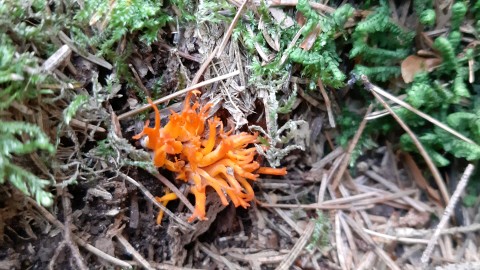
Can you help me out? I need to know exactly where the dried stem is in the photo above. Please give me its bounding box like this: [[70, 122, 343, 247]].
[[118, 172, 195, 230], [421, 164, 475, 264], [216, 0, 248, 58], [331, 104, 373, 189], [117, 71, 239, 120], [116, 234, 154, 270], [275, 221, 315, 270]]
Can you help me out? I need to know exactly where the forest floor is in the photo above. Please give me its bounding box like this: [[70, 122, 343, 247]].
[[1, 0, 480, 270]]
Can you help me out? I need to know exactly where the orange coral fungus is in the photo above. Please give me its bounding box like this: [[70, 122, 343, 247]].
[[134, 91, 287, 223]]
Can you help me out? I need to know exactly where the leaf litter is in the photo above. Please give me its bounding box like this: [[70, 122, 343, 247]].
[[1, 1, 480, 270]]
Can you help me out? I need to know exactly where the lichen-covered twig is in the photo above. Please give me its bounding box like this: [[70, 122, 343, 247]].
[[421, 164, 475, 264]]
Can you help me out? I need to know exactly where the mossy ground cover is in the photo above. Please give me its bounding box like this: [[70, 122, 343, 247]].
[[1, 0, 480, 269]]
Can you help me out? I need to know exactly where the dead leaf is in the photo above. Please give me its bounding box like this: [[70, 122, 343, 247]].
[[401, 55, 442, 83]]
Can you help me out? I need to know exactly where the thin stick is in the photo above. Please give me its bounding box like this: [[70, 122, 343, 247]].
[[268, 0, 336, 13], [342, 213, 401, 270], [61, 188, 88, 270], [216, 0, 248, 58], [360, 75, 450, 205], [118, 172, 195, 230], [117, 70, 240, 120], [317, 79, 336, 128], [421, 164, 475, 264], [331, 104, 373, 189], [158, 42, 202, 63], [116, 234, 154, 270], [275, 221, 315, 270], [26, 197, 133, 269], [192, 46, 219, 85], [151, 171, 195, 213]]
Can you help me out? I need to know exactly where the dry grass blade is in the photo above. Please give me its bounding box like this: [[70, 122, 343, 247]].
[[360, 75, 450, 206], [117, 70, 240, 120], [260, 189, 418, 210], [331, 104, 373, 189], [421, 164, 475, 265], [275, 221, 315, 270], [280, 25, 305, 65], [402, 153, 441, 203]]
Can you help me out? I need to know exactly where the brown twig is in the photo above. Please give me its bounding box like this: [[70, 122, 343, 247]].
[[116, 234, 154, 270], [331, 104, 373, 189], [129, 63, 150, 97], [215, 0, 248, 58], [117, 70, 239, 120], [60, 187, 89, 270], [158, 42, 202, 63], [317, 79, 336, 128]]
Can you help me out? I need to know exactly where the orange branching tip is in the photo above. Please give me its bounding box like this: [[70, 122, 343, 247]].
[[256, 167, 287, 176], [134, 91, 287, 222]]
